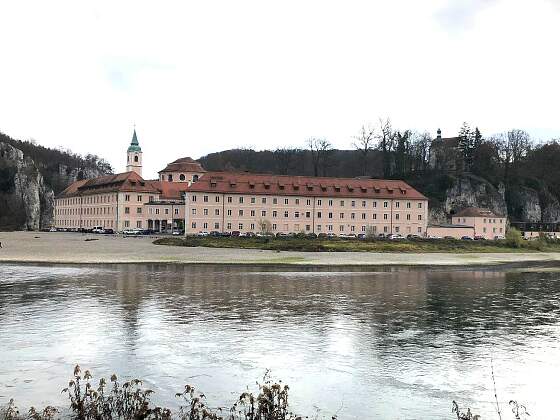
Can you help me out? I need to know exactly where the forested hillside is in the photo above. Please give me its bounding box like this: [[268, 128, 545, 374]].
[[199, 122, 560, 223], [0, 131, 113, 230]]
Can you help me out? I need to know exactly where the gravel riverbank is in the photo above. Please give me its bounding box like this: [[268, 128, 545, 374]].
[[2, 231, 560, 266]]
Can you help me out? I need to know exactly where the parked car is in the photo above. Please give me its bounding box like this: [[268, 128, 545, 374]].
[[197, 231, 209, 237], [317, 233, 328, 239], [494, 235, 506, 240], [49, 227, 57, 232], [276, 232, 288, 238], [103, 228, 114, 234], [209, 231, 221, 237], [220, 231, 231, 237], [357, 233, 367, 240], [306, 233, 318, 239], [474, 235, 486, 241], [461, 236, 473, 241], [245, 232, 256, 238], [443, 236, 456, 240], [231, 231, 241, 237], [326, 233, 337, 239], [407, 234, 421, 240], [172, 230, 184, 236]]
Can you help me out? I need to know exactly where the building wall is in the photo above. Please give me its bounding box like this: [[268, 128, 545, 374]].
[[452, 215, 506, 239], [426, 226, 475, 239], [54, 191, 160, 231], [185, 192, 428, 235], [145, 202, 185, 231]]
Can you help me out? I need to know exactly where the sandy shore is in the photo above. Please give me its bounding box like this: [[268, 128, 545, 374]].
[[1, 231, 560, 267]]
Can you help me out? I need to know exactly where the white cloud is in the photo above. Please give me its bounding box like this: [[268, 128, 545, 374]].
[[0, 0, 559, 177]]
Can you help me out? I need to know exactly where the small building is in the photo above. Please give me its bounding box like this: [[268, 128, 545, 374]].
[[429, 129, 463, 172], [452, 207, 506, 239]]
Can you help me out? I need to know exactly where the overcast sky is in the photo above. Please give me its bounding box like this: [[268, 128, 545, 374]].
[[1, 0, 559, 177]]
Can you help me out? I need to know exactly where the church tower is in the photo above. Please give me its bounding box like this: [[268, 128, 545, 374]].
[[126, 129, 143, 176]]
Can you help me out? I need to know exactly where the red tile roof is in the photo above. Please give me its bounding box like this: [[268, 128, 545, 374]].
[[186, 172, 427, 200], [158, 157, 206, 174], [56, 172, 160, 198], [147, 180, 189, 200], [454, 207, 503, 218]]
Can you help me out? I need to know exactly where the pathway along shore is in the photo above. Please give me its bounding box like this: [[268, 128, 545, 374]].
[[2, 231, 560, 266]]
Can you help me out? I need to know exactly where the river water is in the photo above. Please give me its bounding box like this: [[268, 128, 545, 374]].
[[1, 263, 559, 419]]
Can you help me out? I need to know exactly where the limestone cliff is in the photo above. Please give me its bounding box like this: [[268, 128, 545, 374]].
[[0, 141, 107, 230]]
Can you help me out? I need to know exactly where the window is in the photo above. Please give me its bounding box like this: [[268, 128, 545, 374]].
[[203, 222, 208, 229], [215, 196, 220, 203], [284, 211, 289, 218], [395, 201, 400, 208], [317, 199, 322, 205], [168, 174, 173, 182], [418, 202, 423, 208], [262, 198, 267, 204], [273, 198, 278, 204], [228, 196, 233, 203], [328, 200, 333, 206], [125, 195, 130, 201], [317, 225, 322, 231], [328, 212, 333, 219], [125, 207, 130, 214], [149, 195, 154, 202], [250, 223, 255, 230], [306, 199, 311, 206], [239, 223, 243, 230], [373, 201, 377, 208], [215, 209, 220, 216], [165, 209, 169, 215], [328, 225, 333, 231], [251, 197, 256, 204], [407, 214, 411, 220], [137, 221, 142, 228], [339, 225, 344, 232], [339, 213, 344, 219], [418, 215, 422, 220], [137, 195, 142, 202], [124, 220, 130, 227], [192, 195, 197, 202], [351, 226, 355, 232], [317, 211, 322, 218], [483, 227, 487, 233], [306, 225, 311, 231], [284, 198, 289, 205], [361, 213, 366, 220], [261, 210, 267, 217], [136, 207, 142, 214], [214, 222, 220, 229], [384, 201, 388, 208], [395, 214, 400, 220], [306, 211, 311, 218], [239, 209, 244, 216], [193, 174, 199, 182], [155, 209, 160, 215], [251, 210, 256, 216], [180, 174, 186, 181], [418, 227, 422, 233], [384, 226, 388, 233], [340, 200, 345, 206], [361, 226, 366, 232], [272, 224, 277, 230], [227, 209, 232, 216], [351, 201, 356, 207], [384, 213, 388, 220], [227, 222, 232, 230], [362, 201, 366, 207], [204, 209, 209, 215], [395, 226, 399, 233], [192, 209, 197, 215], [203, 195, 209, 203], [273, 210, 278, 217], [239, 197, 244, 204], [192, 222, 196, 228], [295, 211, 300, 218], [295, 199, 300, 205]]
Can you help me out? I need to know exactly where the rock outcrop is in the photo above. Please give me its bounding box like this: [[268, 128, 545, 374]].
[[0, 142, 53, 230], [443, 174, 507, 217]]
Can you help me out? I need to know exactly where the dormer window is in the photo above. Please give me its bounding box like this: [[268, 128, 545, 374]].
[[168, 174, 173, 182], [347, 185, 354, 192], [293, 184, 299, 190], [360, 187, 367, 193], [249, 181, 255, 189]]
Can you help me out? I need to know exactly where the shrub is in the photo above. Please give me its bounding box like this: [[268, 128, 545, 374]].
[[505, 228, 523, 248]]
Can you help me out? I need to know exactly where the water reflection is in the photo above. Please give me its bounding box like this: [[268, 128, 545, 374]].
[[0, 264, 559, 419]]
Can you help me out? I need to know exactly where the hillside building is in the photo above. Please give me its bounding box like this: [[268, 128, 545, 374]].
[[427, 207, 506, 240]]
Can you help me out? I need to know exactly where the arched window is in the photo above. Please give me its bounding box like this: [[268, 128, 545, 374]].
[[193, 174, 199, 182], [168, 174, 173, 182], [134, 155, 139, 162], [179, 174, 186, 181]]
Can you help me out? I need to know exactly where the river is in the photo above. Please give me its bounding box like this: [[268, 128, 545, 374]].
[[1, 263, 559, 419]]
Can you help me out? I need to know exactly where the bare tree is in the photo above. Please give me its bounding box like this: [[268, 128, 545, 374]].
[[306, 137, 332, 177], [353, 125, 376, 176], [493, 129, 531, 187], [377, 118, 395, 178], [274, 147, 298, 175]]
